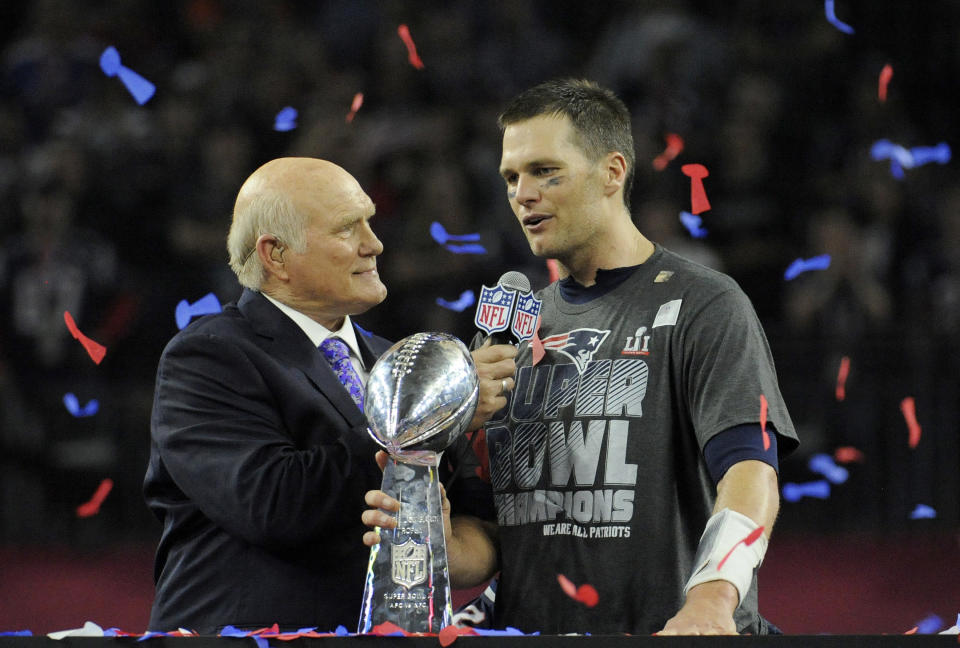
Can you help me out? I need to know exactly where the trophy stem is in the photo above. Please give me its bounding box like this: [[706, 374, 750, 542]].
[[358, 453, 453, 634]]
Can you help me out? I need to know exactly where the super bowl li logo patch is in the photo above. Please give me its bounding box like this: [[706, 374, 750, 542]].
[[474, 284, 518, 336], [392, 539, 428, 589]]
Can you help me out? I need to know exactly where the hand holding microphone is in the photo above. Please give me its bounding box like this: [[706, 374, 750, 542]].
[[467, 270, 541, 429]]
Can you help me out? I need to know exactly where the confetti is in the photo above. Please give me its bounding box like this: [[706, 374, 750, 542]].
[[717, 525, 765, 570], [833, 446, 864, 463], [784, 254, 831, 280], [870, 139, 913, 179], [439, 625, 461, 647], [556, 574, 599, 607], [99, 46, 156, 105], [909, 504, 936, 520], [759, 394, 770, 451], [824, 0, 855, 35], [835, 355, 850, 401], [782, 480, 830, 502], [546, 259, 561, 283], [576, 584, 599, 608], [64, 311, 107, 364], [175, 293, 222, 330], [444, 243, 486, 255], [76, 478, 114, 518], [557, 573, 577, 598], [910, 142, 951, 167], [878, 64, 893, 102], [531, 316, 545, 366], [679, 211, 708, 238], [397, 24, 425, 70], [63, 393, 99, 417], [900, 396, 922, 448], [680, 163, 711, 215], [345, 92, 364, 123], [436, 289, 475, 312], [808, 453, 849, 484], [652, 133, 684, 171], [916, 614, 944, 634], [273, 106, 298, 132], [429, 221, 481, 245]]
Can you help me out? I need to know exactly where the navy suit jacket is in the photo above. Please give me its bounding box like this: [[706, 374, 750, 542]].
[[144, 288, 392, 633]]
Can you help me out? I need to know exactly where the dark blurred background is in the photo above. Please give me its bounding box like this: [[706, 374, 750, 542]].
[[0, 0, 957, 635]]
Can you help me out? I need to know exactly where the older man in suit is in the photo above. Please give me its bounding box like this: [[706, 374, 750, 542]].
[[144, 158, 516, 634]]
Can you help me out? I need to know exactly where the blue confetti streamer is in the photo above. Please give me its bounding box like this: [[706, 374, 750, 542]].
[[679, 211, 708, 238], [808, 453, 849, 484], [430, 221, 482, 244], [444, 243, 487, 255], [784, 254, 831, 280], [909, 142, 951, 167], [0, 631, 33, 637], [436, 289, 475, 312], [273, 106, 298, 132], [99, 46, 155, 105], [175, 292, 222, 330], [916, 614, 943, 634], [909, 503, 937, 519], [782, 480, 831, 502], [824, 0, 855, 34], [63, 392, 100, 417]]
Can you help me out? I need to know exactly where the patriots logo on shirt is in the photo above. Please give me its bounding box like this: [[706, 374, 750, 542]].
[[540, 328, 610, 373]]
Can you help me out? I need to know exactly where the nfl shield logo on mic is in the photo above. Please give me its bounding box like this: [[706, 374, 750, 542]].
[[511, 293, 542, 342], [474, 284, 518, 336]]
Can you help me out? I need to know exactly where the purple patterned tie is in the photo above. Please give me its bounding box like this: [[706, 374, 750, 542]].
[[319, 337, 364, 411]]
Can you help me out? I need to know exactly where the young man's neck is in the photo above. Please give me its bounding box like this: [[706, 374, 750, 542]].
[[562, 226, 654, 287]]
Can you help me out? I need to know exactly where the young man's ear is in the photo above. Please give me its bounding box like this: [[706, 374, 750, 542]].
[[602, 152, 628, 197]]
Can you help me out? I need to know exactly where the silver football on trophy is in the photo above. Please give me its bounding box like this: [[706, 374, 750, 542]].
[[364, 332, 479, 458]]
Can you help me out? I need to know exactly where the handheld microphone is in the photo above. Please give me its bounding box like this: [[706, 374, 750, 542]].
[[474, 271, 539, 346]]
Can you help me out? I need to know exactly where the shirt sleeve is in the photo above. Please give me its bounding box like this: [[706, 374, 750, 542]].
[[678, 286, 799, 456]]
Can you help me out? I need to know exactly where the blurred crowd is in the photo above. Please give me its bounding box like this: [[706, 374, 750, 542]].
[[0, 0, 957, 545]]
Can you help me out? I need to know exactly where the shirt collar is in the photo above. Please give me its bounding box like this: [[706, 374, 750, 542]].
[[261, 293, 365, 369]]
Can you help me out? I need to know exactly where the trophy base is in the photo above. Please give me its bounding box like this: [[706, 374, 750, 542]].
[[357, 455, 453, 634]]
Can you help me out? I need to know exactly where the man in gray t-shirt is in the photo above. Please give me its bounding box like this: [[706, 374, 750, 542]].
[[363, 79, 797, 635]]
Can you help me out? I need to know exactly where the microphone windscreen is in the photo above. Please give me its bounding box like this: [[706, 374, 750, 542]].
[[497, 271, 530, 293]]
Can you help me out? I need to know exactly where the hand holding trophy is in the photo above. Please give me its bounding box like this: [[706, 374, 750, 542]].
[[358, 332, 479, 634]]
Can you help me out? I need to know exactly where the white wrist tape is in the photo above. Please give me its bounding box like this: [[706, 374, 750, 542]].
[[683, 508, 768, 607]]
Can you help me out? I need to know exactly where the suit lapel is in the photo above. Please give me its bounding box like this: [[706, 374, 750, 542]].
[[237, 289, 366, 426]]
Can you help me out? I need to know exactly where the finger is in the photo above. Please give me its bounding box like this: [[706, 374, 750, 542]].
[[362, 530, 382, 547], [361, 509, 397, 529], [375, 450, 389, 472], [364, 490, 399, 511]]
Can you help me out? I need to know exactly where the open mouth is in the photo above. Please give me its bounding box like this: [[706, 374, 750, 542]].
[[523, 214, 550, 227]]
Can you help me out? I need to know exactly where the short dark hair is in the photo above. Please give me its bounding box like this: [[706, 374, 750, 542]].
[[498, 78, 636, 208]]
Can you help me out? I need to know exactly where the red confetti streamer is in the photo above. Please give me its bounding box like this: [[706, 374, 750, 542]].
[[546, 258, 561, 283], [717, 525, 765, 570], [680, 163, 711, 214], [64, 310, 107, 364], [531, 315, 545, 366], [368, 621, 412, 636], [833, 446, 864, 463], [878, 64, 893, 102], [438, 625, 460, 647], [652, 133, 685, 171], [557, 574, 600, 607], [900, 397, 922, 448], [76, 478, 114, 517], [557, 573, 577, 598], [576, 584, 599, 608], [835, 355, 851, 401], [759, 394, 770, 451], [397, 24, 424, 70], [345, 92, 364, 123]]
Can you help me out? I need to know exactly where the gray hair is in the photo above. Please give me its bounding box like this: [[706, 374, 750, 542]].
[[227, 188, 308, 289]]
